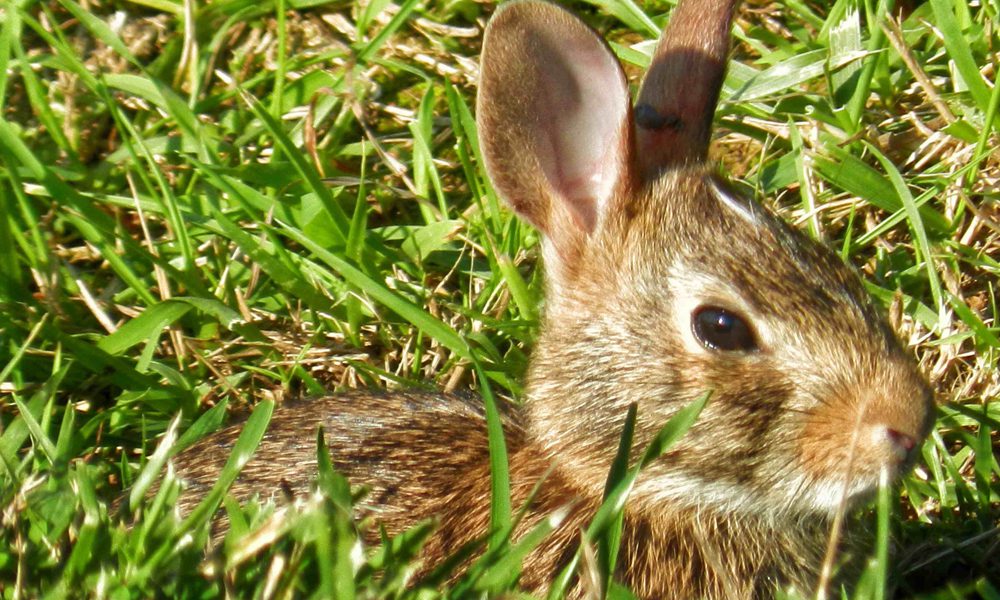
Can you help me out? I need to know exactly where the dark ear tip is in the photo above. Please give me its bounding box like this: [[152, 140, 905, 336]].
[[633, 0, 738, 177], [635, 104, 681, 131]]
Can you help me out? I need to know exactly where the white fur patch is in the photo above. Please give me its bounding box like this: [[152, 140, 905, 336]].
[[707, 177, 763, 226], [665, 267, 775, 353], [633, 468, 877, 517]]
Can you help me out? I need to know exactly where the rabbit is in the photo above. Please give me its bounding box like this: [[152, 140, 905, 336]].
[[167, 0, 935, 597]]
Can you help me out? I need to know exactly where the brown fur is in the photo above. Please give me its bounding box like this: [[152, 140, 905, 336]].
[[635, 0, 736, 172], [167, 1, 935, 598], [175, 389, 831, 599]]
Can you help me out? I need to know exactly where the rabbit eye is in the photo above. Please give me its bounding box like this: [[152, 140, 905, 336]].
[[692, 306, 758, 352]]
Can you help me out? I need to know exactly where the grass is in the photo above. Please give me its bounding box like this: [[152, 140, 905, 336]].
[[0, 0, 997, 597]]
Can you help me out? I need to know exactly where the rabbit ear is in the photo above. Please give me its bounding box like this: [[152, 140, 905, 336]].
[[477, 1, 633, 268], [634, 0, 738, 178]]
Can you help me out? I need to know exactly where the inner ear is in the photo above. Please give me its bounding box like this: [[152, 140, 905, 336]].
[[529, 34, 630, 232], [476, 1, 633, 241]]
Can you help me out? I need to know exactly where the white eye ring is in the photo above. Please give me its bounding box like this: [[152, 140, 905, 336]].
[[667, 266, 771, 356]]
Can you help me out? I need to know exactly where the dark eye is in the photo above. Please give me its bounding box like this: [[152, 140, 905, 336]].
[[692, 306, 758, 352]]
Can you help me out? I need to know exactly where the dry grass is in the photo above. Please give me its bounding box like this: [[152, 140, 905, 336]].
[[0, 0, 997, 596]]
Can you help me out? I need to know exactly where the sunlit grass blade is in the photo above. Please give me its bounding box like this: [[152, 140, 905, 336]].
[[867, 143, 944, 313], [599, 403, 637, 595], [475, 358, 511, 555], [127, 414, 182, 511], [177, 399, 275, 534], [547, 392, 710, 599], [355, 0, 421, 62], [239, 89, 349, 242], [0, 119, 158, 305], [12, 392, 58, 466], [313, 427, 357, 600], [280, 222, 473, 361], [842, 0, 890, 130], [928, 0, 993, 114], [585, 0, 658, 37], [475, 506, 569, 594]]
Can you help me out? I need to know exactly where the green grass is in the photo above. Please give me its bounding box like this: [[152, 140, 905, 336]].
[[1, 0, 998, 597]]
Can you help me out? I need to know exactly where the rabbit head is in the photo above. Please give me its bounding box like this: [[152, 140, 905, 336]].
[[476, 0, 934, 518]]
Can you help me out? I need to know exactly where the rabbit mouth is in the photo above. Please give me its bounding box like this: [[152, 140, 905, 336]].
[[797, 428, 924, 513], [806, 454, 922, 511], [796, 477, 883, 513]]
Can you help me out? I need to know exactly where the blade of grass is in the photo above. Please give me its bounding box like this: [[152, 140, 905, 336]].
[[173, 399, 231, 452], [474, 358, 511, 554], [867, 143, 943, 313], [843, 0, 891, 130], [344, 147, 370, 347], [102, 75, 197, 271], [0, 365, 66, 482], [475, 506, 570, 593], [355, 0, 420, 63], [599, 403, 637, 596], [53, 401, 75, 465], [789, 118, 819, 238], [270, 0, 287, 122], [13, 393, 58, 465], [585, 0, 658, 38], [851, 185, 940, 250], [826, 1, 863, 108], [973, 403, 995, 525], [97, 301, 193, 357], [547, 392, 710, 599], [812, 143, 950, 233], [11, 29, 75, 159], [127, 414, 183, 511], [0, 1, 14, 109], [61, 465, 102, 581], [279, 222, 473, 361], [357, 0, 393, 36], [966, 68, 1000, 186], [411, 86, 448, 220], [125, 400, 274, 586], [929, 0, 993, 115], [175, 399, 274, 534], [0, 312, 48, 384], [239, 89, 349, 242], [445, 82, 494, 227], [0, 119, 158, 305], [947, 291, 1000, 353], [314, 427, 356, 600], [208, 205, 342, 314], [732, 49, 824, 102]]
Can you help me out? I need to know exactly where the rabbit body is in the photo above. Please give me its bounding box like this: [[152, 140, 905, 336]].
[[171, 0, 935, 598], [179, 389, 829, 599]]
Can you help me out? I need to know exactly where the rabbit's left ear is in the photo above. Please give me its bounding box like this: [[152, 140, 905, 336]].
[[476, 1, 634, 267], [634, 0, 738, 178]]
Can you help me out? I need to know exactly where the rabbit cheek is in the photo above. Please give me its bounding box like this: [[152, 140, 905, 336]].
[[796, 383, 928, 509], [797, 416, 874, 505], [639, 360, 799, 497]]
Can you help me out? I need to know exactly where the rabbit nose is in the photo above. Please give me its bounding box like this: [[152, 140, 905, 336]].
[[886, 428, 916, 451], [884, 427, 918, 461]]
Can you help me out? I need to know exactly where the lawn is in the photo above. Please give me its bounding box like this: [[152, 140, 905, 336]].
[[0, 0, 997, 598]]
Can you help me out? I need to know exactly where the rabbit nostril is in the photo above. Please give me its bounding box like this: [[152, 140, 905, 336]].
[[886, 428, 917, 453]]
